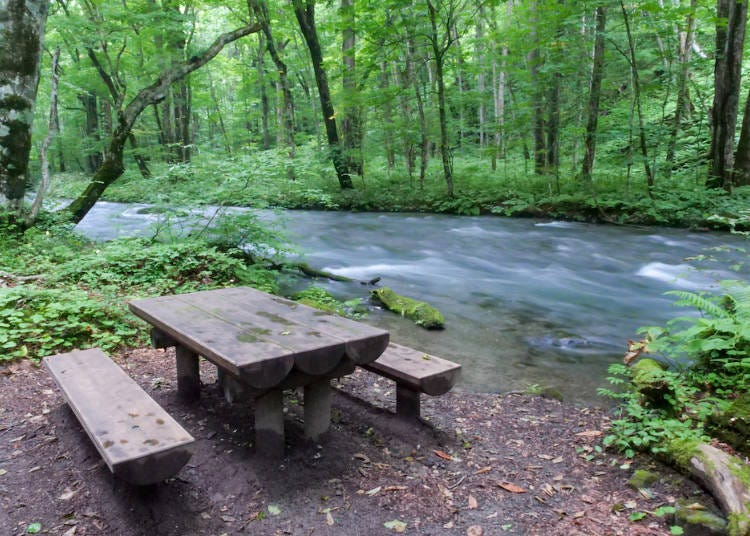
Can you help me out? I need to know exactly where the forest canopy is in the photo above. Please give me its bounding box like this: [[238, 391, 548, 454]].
[[1, 0, 750, 225]]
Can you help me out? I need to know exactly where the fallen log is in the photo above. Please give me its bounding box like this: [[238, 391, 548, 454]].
[[370, 287, 445, 330], [669, 439, 750, 536]]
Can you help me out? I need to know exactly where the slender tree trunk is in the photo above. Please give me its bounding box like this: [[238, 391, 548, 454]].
[[381, 62, 395, 169], [529, 5, 546, 175], [427, 0, 454, 196], [28, 46, 61, 225], [708, 0, 748, 190], [0, 0, 49, 213], [249, 0, 296, 180], [293, 0, 352, 188], [65, 24, 261, 223], [78, 92, 102, 171], [732, 86, 750, 185], [582, 6, 606, 186], [207, 67, 232, 154], [665, 0, 696, 178], [621, 0, 654, 193], [257, 35, 271, 150], [476, 7, 486, 149], [341, 0, 363, 178]]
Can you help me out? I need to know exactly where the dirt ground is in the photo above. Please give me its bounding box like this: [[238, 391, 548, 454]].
[[1, 347, 715, 536]]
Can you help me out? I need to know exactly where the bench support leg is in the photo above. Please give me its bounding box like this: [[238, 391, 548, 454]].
[[304, 380, 331, 442], [396, 385, 421, 420], [175, 345, 200, 401], [255, 389, 284, 457]]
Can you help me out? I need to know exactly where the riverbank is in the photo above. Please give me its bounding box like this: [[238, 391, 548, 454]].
[[45, 151, 750, 231], [1, 347, 709, 535]]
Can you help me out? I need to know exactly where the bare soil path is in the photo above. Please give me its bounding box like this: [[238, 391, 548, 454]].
[[1, 348, 711, 535]]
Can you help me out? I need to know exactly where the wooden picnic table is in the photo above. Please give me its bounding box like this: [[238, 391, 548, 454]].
[[128, 286, 389, 456]]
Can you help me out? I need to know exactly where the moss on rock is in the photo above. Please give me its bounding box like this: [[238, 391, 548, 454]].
[[370, 287, 445, 330], [674, 500, 727, 536], [628, 469, 659, 490], [708, 393, 750, 458]]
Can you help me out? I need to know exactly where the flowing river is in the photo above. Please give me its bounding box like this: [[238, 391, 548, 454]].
[[76, 202, 749, 404]]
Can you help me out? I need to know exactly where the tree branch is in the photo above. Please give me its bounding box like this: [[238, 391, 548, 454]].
[[121, 23, 261, 131]]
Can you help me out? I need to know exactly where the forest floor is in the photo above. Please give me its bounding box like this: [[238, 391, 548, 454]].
[[1, 347, 715, 536]]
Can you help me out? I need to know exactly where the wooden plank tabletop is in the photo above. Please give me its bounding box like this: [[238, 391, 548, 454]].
[[129, 287, 389, 389]]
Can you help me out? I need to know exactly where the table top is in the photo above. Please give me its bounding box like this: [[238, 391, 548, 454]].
[[129, 286, 390, 389]]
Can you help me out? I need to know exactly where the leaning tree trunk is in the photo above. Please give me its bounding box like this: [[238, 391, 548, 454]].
[[293, 0, 352, 189], [733, 86, 750, 186], [65, 24, 262, 224], [0, 0, 49, 213]]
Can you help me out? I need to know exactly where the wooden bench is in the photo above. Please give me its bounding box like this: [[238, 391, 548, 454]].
[[43, 348, 195, 485], [361, 343, 461, 420]]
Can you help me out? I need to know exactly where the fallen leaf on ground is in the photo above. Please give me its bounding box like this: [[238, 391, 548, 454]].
[[433, 449, 454, 461], [366, 486, 382, 496], [58, 488, 77, 501], [474, 466, 492, 475], [468, 495, 478, 509], [467, 525, 483, 536], [383, 486, 407, 492], [575, 430, 603, 438], [267, 504, 281, 516], [326, 512, 335, 526], [498, 482, 527, 493], [62, 527, 76, 536], [384, 519, 407, 532]]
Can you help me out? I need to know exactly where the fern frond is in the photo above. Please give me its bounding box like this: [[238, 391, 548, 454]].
[[665, 290, 729, 319]]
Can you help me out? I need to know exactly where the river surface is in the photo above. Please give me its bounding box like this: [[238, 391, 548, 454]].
[[76, 202, 749, 404]]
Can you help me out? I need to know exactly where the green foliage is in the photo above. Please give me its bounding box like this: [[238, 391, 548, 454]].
[[0, 211, 286, 361], [0, 285, 141, 361], [599, 282, 750, 458], [293, 286, 364, 319]]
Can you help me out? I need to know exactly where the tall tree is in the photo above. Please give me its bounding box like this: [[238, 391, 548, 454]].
[[708, 0, 748, 190], [293, 0, 353, 189], [341, 0, 363, 177], [581, 6, 606, 186], [0, 0, 49, 214]]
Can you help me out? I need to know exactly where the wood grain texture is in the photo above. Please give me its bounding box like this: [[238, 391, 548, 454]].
[[362, 343, 461, 396], [129, 287, 389, 389], [43, 348, 194, 485]]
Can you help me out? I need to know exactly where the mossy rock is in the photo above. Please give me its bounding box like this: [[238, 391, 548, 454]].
[[628, 469, 659, 490], [370, 287, 445, 330], [631, 358, 672, 407], [707, 393, 750, 458], [674, 500, 727, 536]]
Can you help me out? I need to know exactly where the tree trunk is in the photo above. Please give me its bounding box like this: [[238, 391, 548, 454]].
[[249, 0, 296, 180], [427, 0, 454, 196], [732, 87, 750, 186], [28, 46, 61, 225], [707, 0, 748, 190], [78, 91, 103, 172], [529, 8, 546, 176], [257, 35, 271, 150], [293, 0, 352, 189], [621, 0, 654, 193], [65, 24, 262, 223], [0, 0, 49, 213], [665, 0, 697, 179], [581, 6, 607, 186], [381, 62, 395, 169], [341, 0, 363, 178]]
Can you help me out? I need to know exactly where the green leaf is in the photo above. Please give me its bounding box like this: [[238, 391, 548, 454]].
[[670, 526, 685, 535], [26, 523, 42, 534], [628, 511, 647, 522], [267, 504, 281, 516]]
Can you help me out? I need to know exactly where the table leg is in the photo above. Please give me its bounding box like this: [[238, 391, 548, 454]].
[[255, 389, 285, 457], [304, 380, 332, 441], [396, 385, 421, 420], [175, 345, 200, 401]]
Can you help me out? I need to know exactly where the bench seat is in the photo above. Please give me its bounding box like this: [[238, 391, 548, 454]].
[[43, 348, 195, 485], [361, 343, 461, 419]]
